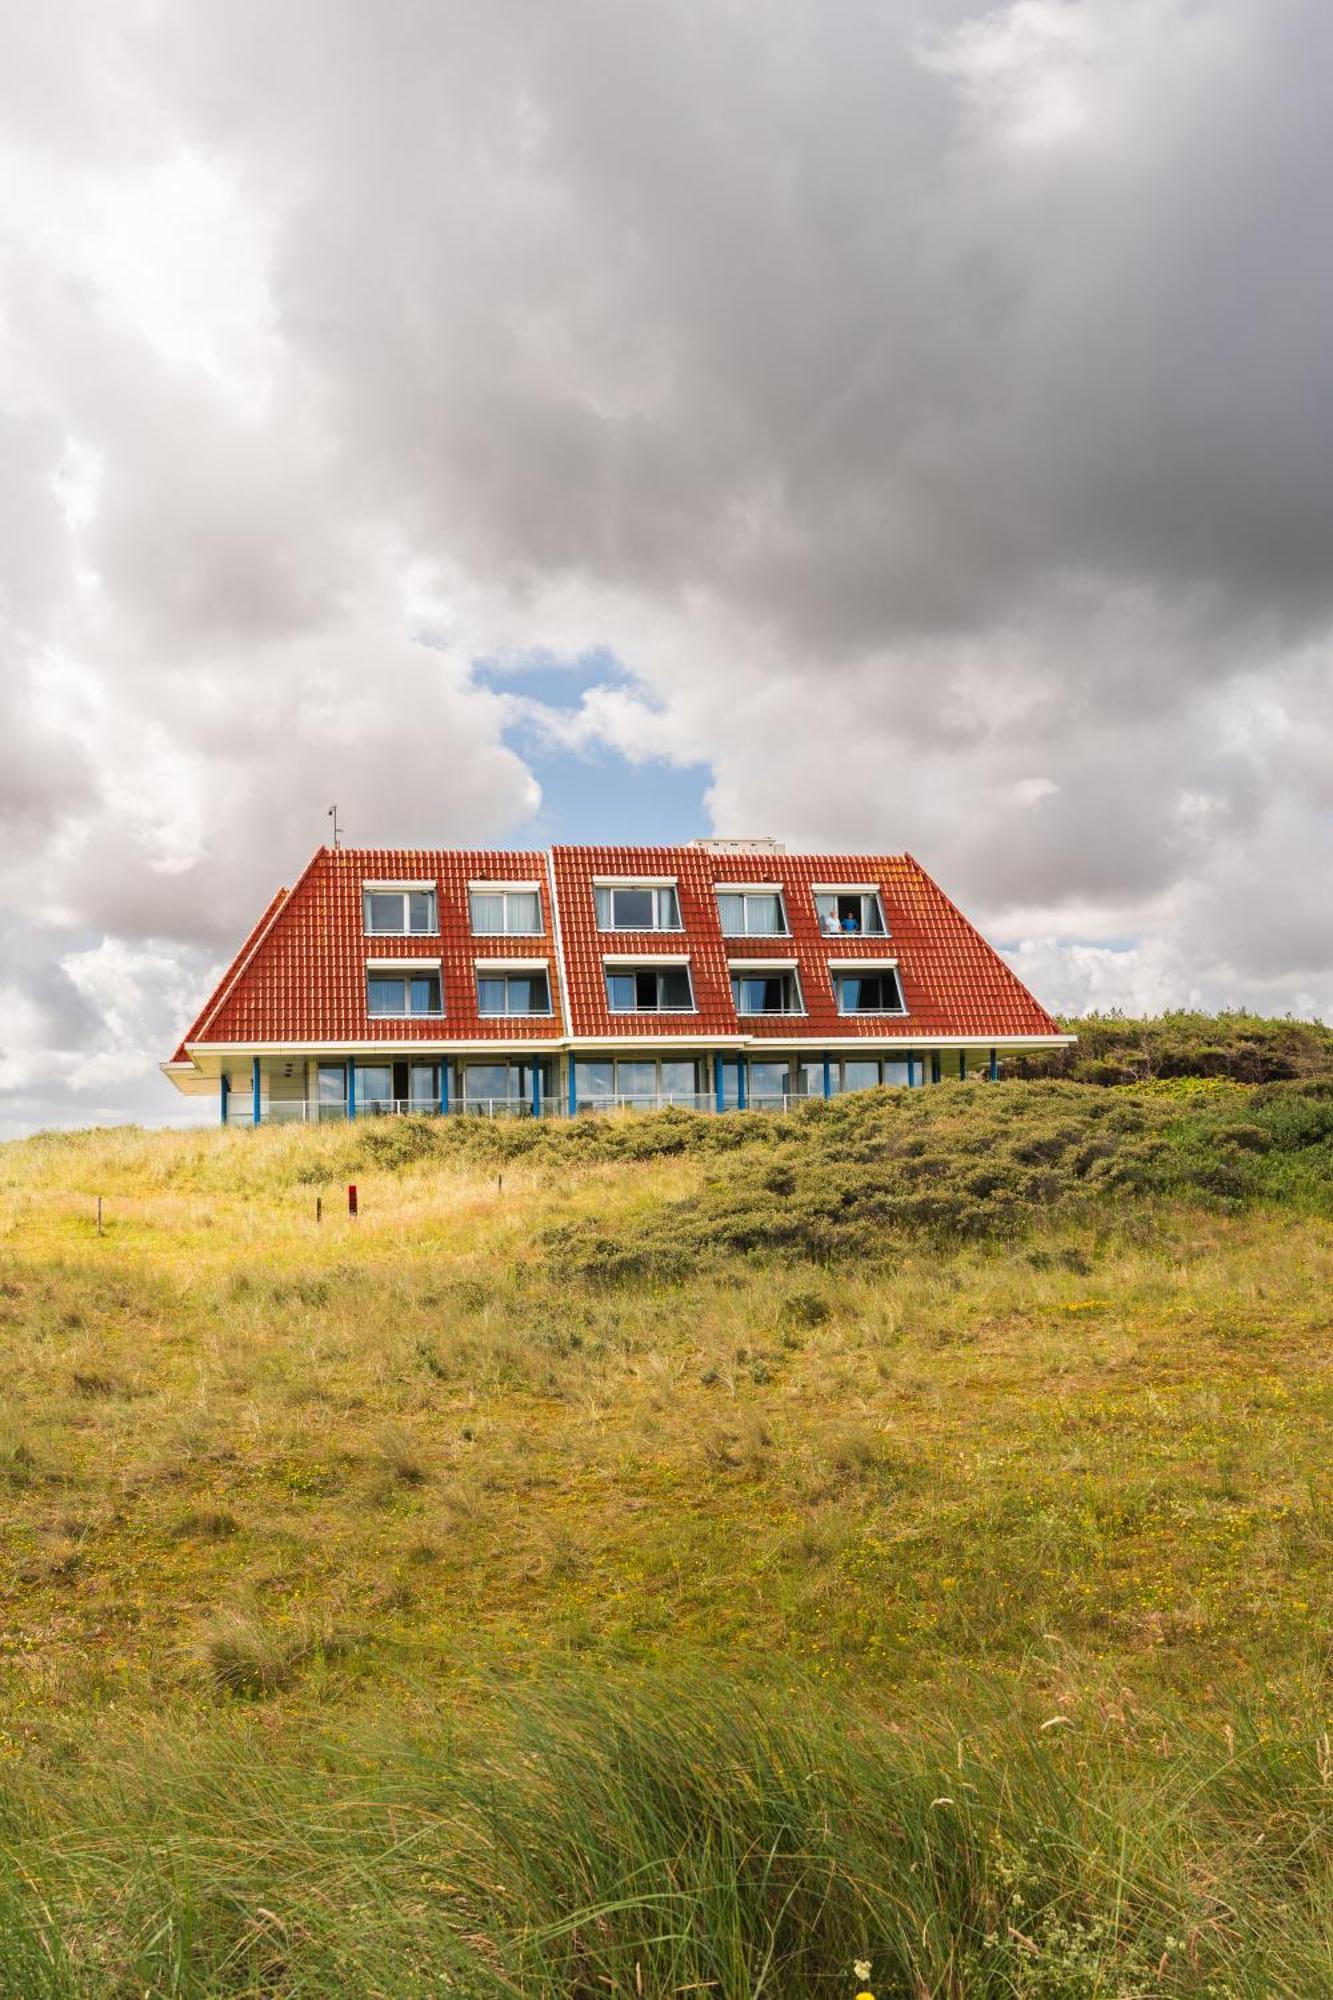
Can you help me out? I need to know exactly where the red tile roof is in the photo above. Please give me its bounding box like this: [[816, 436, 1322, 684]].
[[172, 843, 1060, 1061]]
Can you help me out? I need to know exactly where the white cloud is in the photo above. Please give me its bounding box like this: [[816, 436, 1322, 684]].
[[0, 0, 1330, 1134]]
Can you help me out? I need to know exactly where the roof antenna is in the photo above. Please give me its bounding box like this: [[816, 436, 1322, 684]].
[[328, 803, 342, 850]]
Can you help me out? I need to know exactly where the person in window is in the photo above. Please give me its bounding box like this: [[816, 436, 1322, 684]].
[[823, 908, 841, 936], [841, 910, 859, 932]]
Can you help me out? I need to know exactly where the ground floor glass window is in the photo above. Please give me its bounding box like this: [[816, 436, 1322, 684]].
[[573, 1057, 702, 1108]]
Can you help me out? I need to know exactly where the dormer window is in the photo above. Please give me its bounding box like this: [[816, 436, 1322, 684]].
[[594, 882, 681, 931], [469, 884, 543, 935], [366, 963, 444, 1016], [813, 888, 886, 937], [716, 888, 788, 936], [475, 964, 553, 1016], [729, 962, 804, 1015], [363, 885, 437, 935], [832, 963, 906, 1014], [604, 960, 694, 1013]]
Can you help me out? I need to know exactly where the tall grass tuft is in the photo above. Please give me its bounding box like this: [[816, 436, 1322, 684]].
[[1, 1663, 1331, 1995]]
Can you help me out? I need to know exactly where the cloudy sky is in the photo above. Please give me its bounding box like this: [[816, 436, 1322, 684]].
[[2, 0, 1331, 1136]]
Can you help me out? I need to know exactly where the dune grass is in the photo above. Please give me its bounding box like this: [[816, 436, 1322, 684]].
[[1, 1074, 1330, 1993], [2, 1663, 1332, 1998]]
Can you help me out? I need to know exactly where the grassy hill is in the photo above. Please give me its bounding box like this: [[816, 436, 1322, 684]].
[[2, 1057, 1331, 1995]]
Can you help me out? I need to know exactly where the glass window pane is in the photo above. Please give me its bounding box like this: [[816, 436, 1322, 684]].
[[749, 894, 784, 935], [606, 974, 635, 1011], [470, 892, 504, 933], [657, 886, 680, 928], [882, 1061, 912, 1087], [837, 977, 862, 1013], [594, 886, 612, 927], [366, 893, 403, 933], [359, 1065, 393, 1104], [660, 969, 692, 1009], [408, 892, 435, 932], [527, 972, 550, 1012], [797, 1061, 825, 1096], [465, 1064, 507, 1101], [843, 1061, 881, 1092], [612, 887, 653, 928], [368, 977, 405, 1015], [617, 1061, 657, 1099], [317, 1064, 346, 1104], [409, 975, 440, 1014], [477, 978, 505, 1014], [862, 896, 885, 934], [660, 1060, 697, 1097], [750, 1061, 789, 1097], [508, 891, 540, 932], [576, 1060, 615, 1099], [717, 893, 743, 934], [410, 1064, 439, 1103]]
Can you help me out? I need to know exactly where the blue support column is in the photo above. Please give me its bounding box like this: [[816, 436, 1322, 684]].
[[220, 1074, 229, 1126], [568, 1055, 578, 1117], [959, 1050, 967, 1080], [531, 1061, 542, 1119], [251, 1057, 261, 1127], [931, 1052, 941, 1085], [989, 1047, 999, 1082], [348, 1057, 357, 1119], [439, 1061, 450, 1117], [822, 1055, 832, 1100], [712, 1056, 723, 1113], [737, 1056, 748, 1111]]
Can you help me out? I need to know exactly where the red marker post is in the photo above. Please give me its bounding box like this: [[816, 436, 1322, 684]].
[[348, 1183, 358, 1218]]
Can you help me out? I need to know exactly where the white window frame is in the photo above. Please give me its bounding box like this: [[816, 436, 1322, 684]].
[[467, 881, 544, 936], [714, 883, 790, 937], [593, 880, 683, 932], [474, 960, 554, 1017], [811, 884, 888, 937], [365, 958, 445, 1019], [362, 883, 439, 937], [829, 959, 907, 1016], [727, 958, 806, 1017], [602, 957, 696, 1014]]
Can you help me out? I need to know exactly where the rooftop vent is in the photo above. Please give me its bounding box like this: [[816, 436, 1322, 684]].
[[692, 836, 787, 855]]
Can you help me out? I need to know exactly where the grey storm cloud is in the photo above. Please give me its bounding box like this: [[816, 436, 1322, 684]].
[[0, 0, 1330, 1135]]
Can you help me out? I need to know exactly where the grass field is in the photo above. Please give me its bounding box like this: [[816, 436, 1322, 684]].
[[1, 1064, 1331, 1994]]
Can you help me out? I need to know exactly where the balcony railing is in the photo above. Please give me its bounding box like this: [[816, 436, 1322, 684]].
[[226, 1097, 544, 1125], [227, 1088, 857, 1126]]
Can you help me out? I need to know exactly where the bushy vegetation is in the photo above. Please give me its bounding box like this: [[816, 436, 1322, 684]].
[[1, 1038, 1330, 1994], [546, 1078, 1333, 1280], [1019, 1009, 1333, 1086]]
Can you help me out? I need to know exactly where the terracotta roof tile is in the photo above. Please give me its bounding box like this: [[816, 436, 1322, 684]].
[[173, 843, 1060, 1056]]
